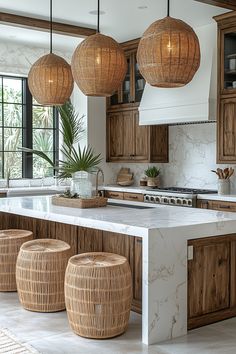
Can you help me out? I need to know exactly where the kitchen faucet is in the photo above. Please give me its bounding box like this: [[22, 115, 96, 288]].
[[95, 168, 104, 196]]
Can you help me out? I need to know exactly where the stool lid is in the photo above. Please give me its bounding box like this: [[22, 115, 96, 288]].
[[21, 238, 70, 253], [0, 229, 33, 240], [69, 252, 127, 268]]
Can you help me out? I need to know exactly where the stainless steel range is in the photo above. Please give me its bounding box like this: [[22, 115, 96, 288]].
[[144, 187, 217, 208]]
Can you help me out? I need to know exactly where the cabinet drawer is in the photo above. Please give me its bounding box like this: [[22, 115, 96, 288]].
[[123, 192, 144, 202], [208, 201, 236, 212], [105, 191, 124, 200]]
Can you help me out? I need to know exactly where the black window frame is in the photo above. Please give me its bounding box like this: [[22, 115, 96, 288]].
[[0, 74, 59, 179]]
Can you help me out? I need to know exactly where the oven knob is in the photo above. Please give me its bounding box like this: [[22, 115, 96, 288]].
[[188, 200, 192, 206], [150, 196, 155, 202], [144, 195, 150, 202], [176, 198, 183, 205], [182, 199, 188, 206], [155, 196, 161, 203], [170, 198, 176, 204]]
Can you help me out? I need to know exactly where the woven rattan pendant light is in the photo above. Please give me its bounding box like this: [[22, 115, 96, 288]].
[[71, 0, 127, 97], [137, 0, 201, 88], [28, 0, 73, 105]]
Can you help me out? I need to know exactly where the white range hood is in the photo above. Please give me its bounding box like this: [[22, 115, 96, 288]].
[[139, 23, 217, 125]]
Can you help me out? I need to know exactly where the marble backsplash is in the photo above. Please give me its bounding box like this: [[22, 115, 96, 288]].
[[106, 122, 236, 193]]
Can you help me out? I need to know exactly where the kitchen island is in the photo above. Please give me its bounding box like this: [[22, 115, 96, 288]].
[[1, 196, 236, 345]]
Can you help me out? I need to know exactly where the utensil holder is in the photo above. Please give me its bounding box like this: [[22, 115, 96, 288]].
[[218, 179, 230, 195]]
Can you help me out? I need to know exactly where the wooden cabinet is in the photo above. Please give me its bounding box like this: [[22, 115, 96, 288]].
[[102, 231, 142, 313], [197, 199, 236, 212], [197, 199, 209, 209], [132, 237, 142, 313], [215, 13, 236, 163], [123, 192, 143, 202], [188, 235, 236, 329], [105, 190, 143, 202], [106, 38, 169, 164], [107, 108, 168, 162], [105, 191, 124, 200], [107, 40, 145, 108], [218, 98, 236, 162]]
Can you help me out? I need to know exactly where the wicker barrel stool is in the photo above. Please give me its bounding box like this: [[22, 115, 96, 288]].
[[16, 238, 71, 312], [65, 252, 132, 339], [0, 229, 33, 292]]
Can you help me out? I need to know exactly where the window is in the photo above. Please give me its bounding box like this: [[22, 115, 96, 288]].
[[0, 75, 59, 179]]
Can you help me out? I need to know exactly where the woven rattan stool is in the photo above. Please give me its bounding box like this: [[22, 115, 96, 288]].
[[16, 238, 71, 312], [0, 229, 33, 292], [65, 252, 132, 339]]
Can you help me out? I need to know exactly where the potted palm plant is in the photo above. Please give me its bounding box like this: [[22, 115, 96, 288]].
[[20, 100, 102, 198], [144, 166, 160, 187]]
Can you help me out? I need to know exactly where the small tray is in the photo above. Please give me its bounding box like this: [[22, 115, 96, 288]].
[[51, 195, 107, 209]]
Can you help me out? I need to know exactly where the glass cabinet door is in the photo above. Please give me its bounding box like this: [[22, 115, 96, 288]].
[[122, 55, 131, 104], [134, 57, 145, 103], [223, 31, 236, 92]]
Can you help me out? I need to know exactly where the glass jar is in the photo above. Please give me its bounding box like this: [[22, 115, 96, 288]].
[[71, 171, 92, 198]]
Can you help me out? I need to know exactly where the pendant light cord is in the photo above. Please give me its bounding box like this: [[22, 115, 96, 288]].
[[97, 0, 100, 33], [50, 0, 53, 53], [167, 0, 170, 17]]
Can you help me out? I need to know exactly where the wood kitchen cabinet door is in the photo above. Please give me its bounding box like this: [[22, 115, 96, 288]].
[[188, 238, 230, 324], [102, 232, 142, 313], [218, 98, 236, 163], [122, 110, 135, 159], [102, 231, 131, 261], [77, 227, 103, 253], [133, 110, 149, 161], [107, 112, 124, 161]]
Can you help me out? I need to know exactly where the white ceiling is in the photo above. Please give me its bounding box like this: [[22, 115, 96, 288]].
[[0, 0, 229, 51]]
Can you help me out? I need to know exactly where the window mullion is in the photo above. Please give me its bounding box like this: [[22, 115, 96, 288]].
[[22, 79, 33, 179]]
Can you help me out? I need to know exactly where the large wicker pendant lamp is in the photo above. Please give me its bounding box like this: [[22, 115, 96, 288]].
[[28, 0, 74, 105], [71, 0, 127, 97], [137, 0, 201, 88]]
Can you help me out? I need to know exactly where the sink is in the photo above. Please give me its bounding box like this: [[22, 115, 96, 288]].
[[108, 202, 154, 210]]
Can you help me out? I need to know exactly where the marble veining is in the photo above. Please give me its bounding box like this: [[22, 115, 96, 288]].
[[2, 195, 236, 345], [106, 123, 236, 193]]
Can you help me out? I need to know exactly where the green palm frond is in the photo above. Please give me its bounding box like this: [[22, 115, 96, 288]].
[[20, 147, 54, 167], [57, 100, 85, 148], [58, 145, 102, 179]]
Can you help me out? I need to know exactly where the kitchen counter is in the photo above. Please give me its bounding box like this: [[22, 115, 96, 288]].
[[198, 193, 236, 202], [2, 195, 236, 345]]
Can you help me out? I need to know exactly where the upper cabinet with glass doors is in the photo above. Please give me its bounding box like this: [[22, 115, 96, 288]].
[[216, 12, 236, 95], [108, 41, 145, 109]]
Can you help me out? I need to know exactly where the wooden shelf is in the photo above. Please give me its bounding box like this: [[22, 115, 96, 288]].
[[225, 70, 236, 74], [227, 53, 236, 59]]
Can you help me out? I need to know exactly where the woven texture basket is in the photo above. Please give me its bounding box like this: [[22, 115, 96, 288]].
[[137, 16, 200, 88], [28, 53, 74, 105], [65, 252, 132, 339], [51, 195, 107, 209], [16, 238, 71, 312], [0, 229, 33, 292], [71, 33, 127, 97]]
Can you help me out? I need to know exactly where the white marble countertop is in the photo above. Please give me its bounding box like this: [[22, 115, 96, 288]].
[[198, 194, 236, 202], [1, 195, 236, 238]]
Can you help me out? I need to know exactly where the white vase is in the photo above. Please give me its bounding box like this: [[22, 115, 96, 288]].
[[218, 179, 230, 195], [71, 172, 92, 198]]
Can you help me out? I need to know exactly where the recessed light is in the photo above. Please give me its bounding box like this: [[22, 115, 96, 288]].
[[89, 10, 106, 15], [138, 5, 148, 10]]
